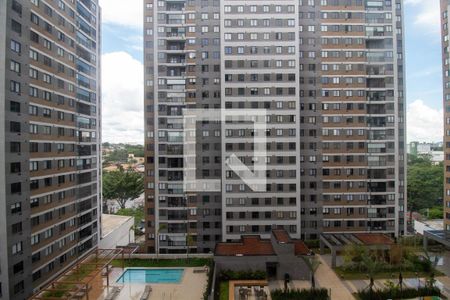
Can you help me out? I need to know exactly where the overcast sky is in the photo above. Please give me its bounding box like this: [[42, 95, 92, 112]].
[[99, 0, 444, 144]]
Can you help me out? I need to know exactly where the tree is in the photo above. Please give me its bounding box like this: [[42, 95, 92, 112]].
[[361, 254, 382, 300], [423, 250, 439, 289], [419, 207, 444, 220], [103, 167, 144, 209], [407, 154, 443, 212], [116, 207, 144, 234], [104, 149, 128, 163], [124, 144, 145, 157], [343, 244, 366, 271], [302, 256, 321, 289]]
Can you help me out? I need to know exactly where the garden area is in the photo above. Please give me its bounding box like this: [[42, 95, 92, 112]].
[[355, 285, 442, 300], [215, 270, 267, 300], [335, 240, 443, 280], [215, 267, 330, 300]]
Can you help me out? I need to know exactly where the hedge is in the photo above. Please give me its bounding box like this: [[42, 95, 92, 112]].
[[356, 286, 441, 300], [271, 288, 329, 300]]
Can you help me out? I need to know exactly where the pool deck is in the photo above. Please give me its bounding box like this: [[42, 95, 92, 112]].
[[97, 267, 208, 300]]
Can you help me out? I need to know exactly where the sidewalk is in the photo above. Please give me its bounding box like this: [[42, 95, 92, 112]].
[[315, 255, 355, 300]]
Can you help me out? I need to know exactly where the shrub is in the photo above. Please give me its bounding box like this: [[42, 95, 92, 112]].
[[356, 286, 441, 300], [219, 270, 266, 281], [203, 260, 214, 300], [271, 288, 329, 300], [304, 239, 320, 249]]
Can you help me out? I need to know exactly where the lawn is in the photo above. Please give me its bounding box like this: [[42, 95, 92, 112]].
[[111, 257, 212, 268], [219, 281, 229, 300], [335, 267, 444, 280], [42, 264, 98, 298]]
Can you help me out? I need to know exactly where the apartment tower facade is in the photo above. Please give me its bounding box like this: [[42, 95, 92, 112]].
[[0, 0, 101, 298], [144, 0, 406, 254], [441, 0, 450, 232]]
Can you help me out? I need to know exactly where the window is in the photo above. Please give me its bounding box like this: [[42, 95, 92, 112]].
[[29, 105, 38, 115], [10, 162, 21, 173], [29, 49, 38, 60], [30, 198, 39, 208], [31, 234, 39, 245], [10, 39, 21, 53], [10, 121, 20, 133], [12, 242, 22, 255], [11, 182, 21, 194], [31, 13, 39, 25], [29, 68, 38, 79], [29, 124, 38, 134], [10, 101, 20, 113], [10, 60, 20, 73], [12, 222, 22, 234], [43, 73, 52, 83], [43, 108, 51, 117], [11, 19, 21, 34], [30, 161, 38, 171], [29, 87, 38, 97], [10, 142, 21, 153], [10, 202, 21, 214], [10, 80, 20, 93]]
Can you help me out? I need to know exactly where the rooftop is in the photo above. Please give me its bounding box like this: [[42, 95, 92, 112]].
[[102, 214, 133, 238], [421, 219, 444, 231], [215, 236, 275, 256], [321, 233, 395, 248], [272, 229, 290, 243], [354, 233, 395, 246], [294, 240, 310, 256], [215, 230, 311, 257]]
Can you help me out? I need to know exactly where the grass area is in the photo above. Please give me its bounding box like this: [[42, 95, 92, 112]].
[[111, 258, 212, 268], [42, 264, 98, 298], [335, 267, 444, 280], [219, 281, 229, 300]]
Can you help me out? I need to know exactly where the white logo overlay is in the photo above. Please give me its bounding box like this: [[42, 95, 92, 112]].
[[183, 109, 268, 193]]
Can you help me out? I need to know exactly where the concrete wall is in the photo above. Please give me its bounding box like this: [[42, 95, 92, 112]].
[[99, 217, 135, 249], [414, 220, 443, 235], [0, 1, 9, 298], [215, 256, 277, 273]]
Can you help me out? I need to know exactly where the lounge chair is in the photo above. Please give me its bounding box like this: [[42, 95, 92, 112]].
[[140, 285, 152, 300], [193, 268, 206, 273]]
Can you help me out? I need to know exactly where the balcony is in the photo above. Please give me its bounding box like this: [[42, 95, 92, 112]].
[[78, 145, 92, 156], [166, 145, 184, 155], [368, 196, 388, 205], [167, 198, 187, 207]]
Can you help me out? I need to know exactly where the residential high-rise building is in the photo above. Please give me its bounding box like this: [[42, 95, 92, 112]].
[[144, 0, 406, 254], [0, 0, 101, 298], [441, 0, 450, 232]]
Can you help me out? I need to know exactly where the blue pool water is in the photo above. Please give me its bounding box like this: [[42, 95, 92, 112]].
[[117, 269, 184, 284]]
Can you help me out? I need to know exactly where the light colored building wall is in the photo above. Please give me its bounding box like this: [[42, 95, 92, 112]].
[[100, 215, 135, 249]]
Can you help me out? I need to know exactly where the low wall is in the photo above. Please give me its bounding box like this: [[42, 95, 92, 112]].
[[99, 217, 134, 249]]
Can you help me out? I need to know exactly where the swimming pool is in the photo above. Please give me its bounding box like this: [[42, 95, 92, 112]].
[[117, 269, 184, 284]]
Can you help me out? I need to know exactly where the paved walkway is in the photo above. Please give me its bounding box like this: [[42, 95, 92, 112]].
[[268, 280, 310, 291], [436, 276, 450, 298], [315, 255, 355, 300]]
